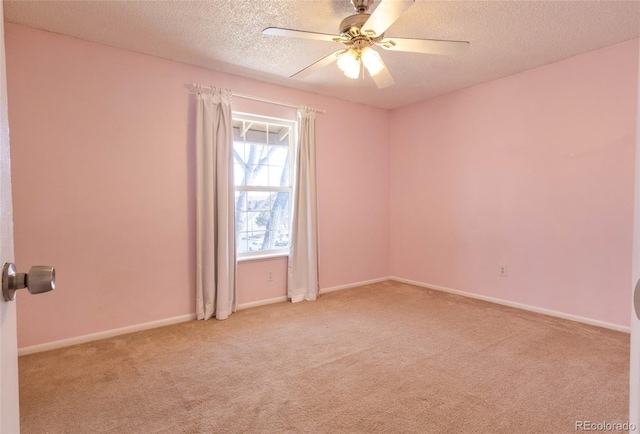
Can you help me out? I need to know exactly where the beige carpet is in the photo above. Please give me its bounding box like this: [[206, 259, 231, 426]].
[[19, 281, 629, 433]]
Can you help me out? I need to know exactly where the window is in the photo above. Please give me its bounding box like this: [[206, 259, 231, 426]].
[[233, 113, 296, 259]]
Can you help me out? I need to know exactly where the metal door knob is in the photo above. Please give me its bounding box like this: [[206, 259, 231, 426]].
[[2, 263, 55, 302]]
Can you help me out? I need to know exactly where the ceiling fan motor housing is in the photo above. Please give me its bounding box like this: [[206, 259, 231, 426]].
[[339, 13, 371, 37]]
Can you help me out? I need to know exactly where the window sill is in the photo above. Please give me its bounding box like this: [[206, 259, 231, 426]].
[[237, 253, 289, 263]]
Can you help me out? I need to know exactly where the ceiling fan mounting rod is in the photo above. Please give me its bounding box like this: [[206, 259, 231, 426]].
[[350, 0, 375, 14]]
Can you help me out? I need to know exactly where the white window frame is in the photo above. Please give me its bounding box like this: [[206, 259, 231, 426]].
[[232, 111, 297, 260]]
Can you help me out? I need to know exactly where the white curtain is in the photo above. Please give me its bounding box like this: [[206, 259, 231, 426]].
[[195, 88, 236, 320], [288, 106, 319, 302]]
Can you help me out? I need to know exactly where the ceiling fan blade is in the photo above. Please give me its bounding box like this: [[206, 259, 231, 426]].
[[291, 50, 344, 79], [362, 0, 414, 37], [371, 60, 395, 89], [263, 27, 340, 43], [379, 37, 469, 55]]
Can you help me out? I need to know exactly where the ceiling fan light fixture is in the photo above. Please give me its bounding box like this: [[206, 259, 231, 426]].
[[337, 48, 361, 79], [361, 47, 384, 76]]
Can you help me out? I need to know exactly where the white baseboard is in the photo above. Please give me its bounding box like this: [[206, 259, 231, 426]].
[[24, 276, 617, 356], [18, 314, 197, 356], [18, 277, 391, 356], [320, 277, 390, 294], [237, 296, 288, 310], [390, 276, 630, 333], [237, 277, 390, 308]]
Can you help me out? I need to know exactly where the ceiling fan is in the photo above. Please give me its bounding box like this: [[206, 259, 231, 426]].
[[263, 0, 469, 89]]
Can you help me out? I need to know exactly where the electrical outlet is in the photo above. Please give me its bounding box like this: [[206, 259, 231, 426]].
[[267, 271, 273, 282], [499, 264, 508, 277]]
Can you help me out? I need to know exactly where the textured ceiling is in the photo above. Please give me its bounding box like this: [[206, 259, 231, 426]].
[[3, 0, 640, 109]]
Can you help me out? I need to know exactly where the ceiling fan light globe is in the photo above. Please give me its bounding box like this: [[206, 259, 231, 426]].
[[341, 63, 361, 79], [337, 49, 361, 79], [361, 47, 384, 76]]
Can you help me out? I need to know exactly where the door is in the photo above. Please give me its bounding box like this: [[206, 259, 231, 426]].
[[0, 0, 20, 431], [631, 40, 640, 428]]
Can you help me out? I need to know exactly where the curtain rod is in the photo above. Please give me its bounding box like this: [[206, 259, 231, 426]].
[[192, 83, 325, 114]]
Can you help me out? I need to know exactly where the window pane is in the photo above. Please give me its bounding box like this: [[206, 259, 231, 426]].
[[268, 166, 288, 186], [261, 231, 275, 250], [267, 192, 290, 246], [253, 211, 271, 232], [244, 126, 267, 144], [245, 165, 264, 186], [236, 191, 290, 252], [269, 147, 289, 165], [234, 192, 246, 212], [237, 235, 249, 253], [233, 141, 290, 187], [268, 125, 291, 146], [248, 231, 265, 251], [246, 144, 268, 159], [246, 191, 270, 211], [233, 142, 246, 161], [233, 113, 295, 258], [275, 229, 289, 247], [236, 211, 249, 238], [244, 211, 261, 232], [270, 191, 290, 217], [234, 163, 245, 186], [246, 212, 257, 232]]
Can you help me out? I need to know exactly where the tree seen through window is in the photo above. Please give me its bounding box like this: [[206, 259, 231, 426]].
[[233, 115, 295, 257]]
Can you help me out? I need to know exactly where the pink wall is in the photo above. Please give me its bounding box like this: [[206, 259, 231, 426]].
[[390, 39, 639, 327], [4, 24, 390, 347], [5, 22, 638, 347]]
